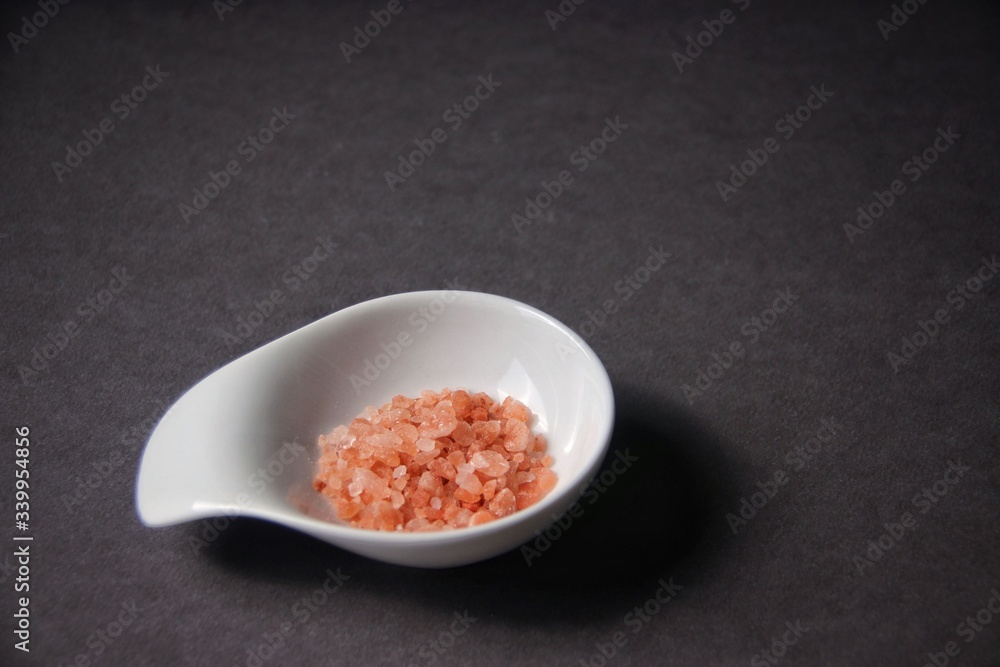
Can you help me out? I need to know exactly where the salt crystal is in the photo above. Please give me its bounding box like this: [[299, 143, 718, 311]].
[[418, 403, 459, 439], [312, 388, 556, 532], [451, 421, 474, 447], [470, 450, 510, 477], [501, 396, 531, 423], [454, 487, 480, 503], [503, 419, 530, 452], [411, 488, 431, 508], [418, 470, 442, 494], [488, 488, 517, 518], [367, 431, 402, 448], [472, 420, 501, 446], [455, 463, 484, 494], [452, 507, 473, 528], [428, 457, 457, 481], [391, 490, 404, 509], [412, 449, 438, 465], [469, 510, 495, 526], [392, 422, 419, 444]]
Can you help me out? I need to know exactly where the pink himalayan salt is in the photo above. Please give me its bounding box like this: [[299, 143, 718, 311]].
[[470, 450, 510, 477], [312, 388, 556, 532]]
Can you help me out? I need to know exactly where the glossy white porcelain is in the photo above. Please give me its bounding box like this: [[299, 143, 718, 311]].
[[135, 290, 615, 567]]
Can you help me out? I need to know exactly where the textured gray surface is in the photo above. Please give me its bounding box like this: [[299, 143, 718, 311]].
[[2, 0, 999, 665]]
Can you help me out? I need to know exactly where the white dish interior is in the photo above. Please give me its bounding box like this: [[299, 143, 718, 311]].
[[136, 290, 615, 567]]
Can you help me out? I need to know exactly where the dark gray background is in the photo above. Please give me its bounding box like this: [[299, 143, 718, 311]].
[[2, 0, 999, 665]]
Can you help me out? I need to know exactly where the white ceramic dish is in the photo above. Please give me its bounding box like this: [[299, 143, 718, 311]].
[[135, 290, 615, 567]]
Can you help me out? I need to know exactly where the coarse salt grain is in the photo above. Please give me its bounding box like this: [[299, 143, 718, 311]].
[[312, 388, 557, 532]]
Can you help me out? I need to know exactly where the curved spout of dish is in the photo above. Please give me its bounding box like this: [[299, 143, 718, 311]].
[[135, 346, 291, 527]]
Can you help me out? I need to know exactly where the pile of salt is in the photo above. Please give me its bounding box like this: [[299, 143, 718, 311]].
[[313, 389, 557, 532]]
